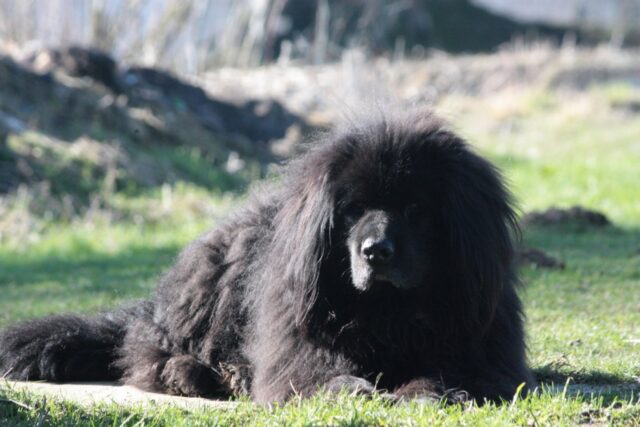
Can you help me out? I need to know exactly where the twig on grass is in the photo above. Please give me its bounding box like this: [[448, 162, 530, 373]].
[[0, 397, 34, 411]]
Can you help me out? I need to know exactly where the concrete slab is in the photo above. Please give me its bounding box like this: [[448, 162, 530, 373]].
[[2, 379, 638, 409], [0, 380, 238, 410]]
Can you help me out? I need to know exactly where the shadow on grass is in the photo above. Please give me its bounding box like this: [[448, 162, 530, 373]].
[[0, 244, 181, 325], [0, 245, 179, 288], [536, 367, 640, 403], [535, 367, 629, 385]]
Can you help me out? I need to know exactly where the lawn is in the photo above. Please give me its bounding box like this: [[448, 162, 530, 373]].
[[1, 84, 640, 425]]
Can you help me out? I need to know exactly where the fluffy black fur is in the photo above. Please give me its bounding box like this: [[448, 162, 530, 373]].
[[0, 110, 535, 403]]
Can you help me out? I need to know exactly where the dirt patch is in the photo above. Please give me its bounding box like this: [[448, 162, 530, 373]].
[[521, 206, 611, 228], [517, 246, 565, 270], [0, 47, 307, 197]]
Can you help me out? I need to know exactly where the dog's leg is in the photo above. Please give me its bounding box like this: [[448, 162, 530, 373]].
[[116, 314, 230, 398], [118, 339, 230, 398]]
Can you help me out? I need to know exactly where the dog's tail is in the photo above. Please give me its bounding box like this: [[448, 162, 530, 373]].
[[0, 303, 148, 382]]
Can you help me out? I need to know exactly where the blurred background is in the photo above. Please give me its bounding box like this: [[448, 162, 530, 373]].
[[2, 0, 640, 71], [0, 0, 639, 250]]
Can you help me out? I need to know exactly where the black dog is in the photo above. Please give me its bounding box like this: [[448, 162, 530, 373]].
[[0, 110, 535, 403]]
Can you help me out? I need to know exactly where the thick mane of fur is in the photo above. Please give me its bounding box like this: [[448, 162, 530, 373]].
[[0, 109, 535, 404]]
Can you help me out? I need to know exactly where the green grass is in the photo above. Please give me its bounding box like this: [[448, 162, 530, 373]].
[[525, 226, 640, 385], [1, 83, 640, 425], [0, 389, 638, 426]]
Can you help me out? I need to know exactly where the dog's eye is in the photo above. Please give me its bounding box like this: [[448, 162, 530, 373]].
[[404, 203, 420, 220], [343, 203, 364, 220]]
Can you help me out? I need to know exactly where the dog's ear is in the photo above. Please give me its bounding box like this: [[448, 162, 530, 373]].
[[269, 166, 334, 330], [435, 143, 519, 336]]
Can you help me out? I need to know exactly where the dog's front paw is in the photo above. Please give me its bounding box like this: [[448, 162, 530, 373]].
[[160, 355, 222, 397], [219, 362, 252, 396]]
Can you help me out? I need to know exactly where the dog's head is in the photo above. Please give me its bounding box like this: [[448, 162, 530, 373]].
[[337, 185, 432, 293], [270, 111, 518, 330]]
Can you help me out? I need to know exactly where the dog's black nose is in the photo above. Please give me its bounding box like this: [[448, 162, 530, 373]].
[[361, 238, 395, 265]]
